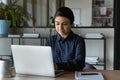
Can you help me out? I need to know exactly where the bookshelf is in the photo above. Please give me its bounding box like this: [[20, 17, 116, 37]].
[[85, 37, 106, 70], [92, 0, 113, 27]]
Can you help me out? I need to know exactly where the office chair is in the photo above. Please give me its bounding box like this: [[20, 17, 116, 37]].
[[83, 63, 97, 70]]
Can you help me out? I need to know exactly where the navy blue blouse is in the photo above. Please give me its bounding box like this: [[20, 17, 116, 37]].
[[45, 31, 85, 71]]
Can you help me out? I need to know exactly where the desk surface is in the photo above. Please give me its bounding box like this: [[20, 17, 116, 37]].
[[2, 70, 120, 80]]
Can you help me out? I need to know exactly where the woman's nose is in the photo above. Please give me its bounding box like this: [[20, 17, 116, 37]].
[[59, 25, 64, 30]]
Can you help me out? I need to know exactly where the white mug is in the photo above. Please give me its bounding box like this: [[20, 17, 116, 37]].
[[0, 60, 11, 78]]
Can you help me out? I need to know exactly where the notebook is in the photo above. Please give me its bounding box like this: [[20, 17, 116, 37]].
[[11, 45, 64, 77], [75, 71, 104, 80]]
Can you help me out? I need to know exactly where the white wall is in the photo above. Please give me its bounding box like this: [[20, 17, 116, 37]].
[[65, 0, 92, 26]]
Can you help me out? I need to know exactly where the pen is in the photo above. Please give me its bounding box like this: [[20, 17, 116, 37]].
[[81, 73, 98, 75]]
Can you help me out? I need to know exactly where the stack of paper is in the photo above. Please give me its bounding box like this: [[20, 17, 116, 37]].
[[8, 34, 21, 37], [85, 56, 99, 64], [75, 71, 104, 80], [22, 33, 40, 38], [85, 33, 104, 38]]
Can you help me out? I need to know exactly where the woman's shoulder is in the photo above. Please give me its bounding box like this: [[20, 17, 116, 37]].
[[74, 33, 84, 40], [70, 31, 84, 39], [47, 35, 58, 41], [45, 35, 58, 46], [73, 34, 85, 45]]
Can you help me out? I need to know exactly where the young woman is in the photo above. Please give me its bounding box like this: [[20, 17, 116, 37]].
[[46, 7, 85, 71]]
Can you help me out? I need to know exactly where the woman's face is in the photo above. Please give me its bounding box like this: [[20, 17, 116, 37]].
[[55, 16, 72, 38]]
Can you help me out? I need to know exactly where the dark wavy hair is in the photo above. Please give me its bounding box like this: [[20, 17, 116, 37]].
[[54, 7, 74, 24]]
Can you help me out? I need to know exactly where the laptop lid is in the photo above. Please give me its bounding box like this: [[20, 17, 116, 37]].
[[11, 45, 57, 77]]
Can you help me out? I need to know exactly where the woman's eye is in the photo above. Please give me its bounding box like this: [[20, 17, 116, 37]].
[[55, 23, 59, 25], [62, 23, 67, 25], [55, 22, 68, 26]]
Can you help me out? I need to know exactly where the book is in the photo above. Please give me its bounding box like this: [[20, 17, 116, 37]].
[[75, 71, 104, 80], [85, 33, 104, 38], [22, 33, 40, 38], [8, 34, 21, 37], [85, 56, 99, 64]]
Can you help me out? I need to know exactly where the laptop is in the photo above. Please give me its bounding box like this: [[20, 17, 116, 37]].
[[11, 45, 64, 77]]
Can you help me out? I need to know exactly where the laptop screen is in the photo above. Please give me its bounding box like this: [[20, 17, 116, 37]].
[[11, 45, 56, 77]]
